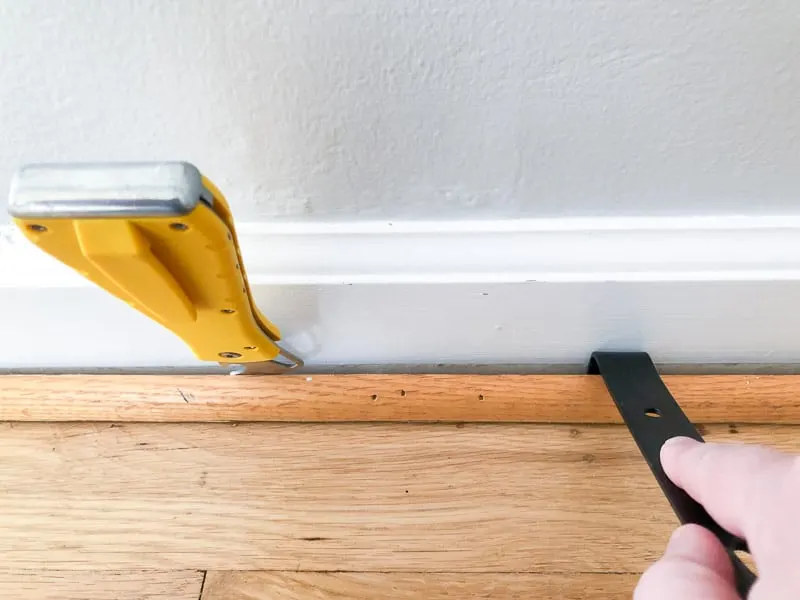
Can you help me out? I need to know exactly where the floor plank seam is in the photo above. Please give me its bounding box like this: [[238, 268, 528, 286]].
[[204, 570, 643, 576], [75, 420, 793, 426], [197, 571, 208, 600]]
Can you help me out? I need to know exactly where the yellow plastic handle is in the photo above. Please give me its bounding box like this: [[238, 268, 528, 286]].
[[75, 219, 198, 324], [13, 179, 283, 364]]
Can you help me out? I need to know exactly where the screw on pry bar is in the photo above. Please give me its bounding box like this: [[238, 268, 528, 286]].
[[589, 351, 756, 599]]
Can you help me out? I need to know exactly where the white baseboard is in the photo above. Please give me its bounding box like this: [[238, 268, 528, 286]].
[[3, 216, 800, 370]]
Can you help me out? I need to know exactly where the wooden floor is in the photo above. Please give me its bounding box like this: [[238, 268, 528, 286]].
[[0, 374, 795, 599]]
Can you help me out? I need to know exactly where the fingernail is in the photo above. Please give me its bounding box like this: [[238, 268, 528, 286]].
[[667, 524, 690, 546], [661, 437, 698, 468], [662, 436, 698, 451], [664, 524, 706, 556]]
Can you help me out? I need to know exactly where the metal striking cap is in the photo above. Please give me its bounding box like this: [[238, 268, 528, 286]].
[[9, 162, 210, 219]]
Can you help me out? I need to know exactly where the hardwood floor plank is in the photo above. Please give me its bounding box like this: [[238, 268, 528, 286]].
[[201, 571, 639, 599], [0, 422, 793, 571], [0, 374, 797, 422], [0, 570, 202, 599]]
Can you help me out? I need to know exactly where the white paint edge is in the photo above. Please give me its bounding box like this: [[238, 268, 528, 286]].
[[4, 215, 800, 287]]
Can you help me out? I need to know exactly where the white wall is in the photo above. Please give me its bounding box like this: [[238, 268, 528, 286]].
[[3, 1, 800, 370], [2, 0, 800, 223]]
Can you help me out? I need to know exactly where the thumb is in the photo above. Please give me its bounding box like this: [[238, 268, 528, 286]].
[[635, 524, 740, 600]]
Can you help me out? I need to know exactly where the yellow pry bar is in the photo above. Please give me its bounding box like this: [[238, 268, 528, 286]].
[[8, 162, 302, 373]]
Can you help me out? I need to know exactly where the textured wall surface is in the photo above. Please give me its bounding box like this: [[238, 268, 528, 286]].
[[1, 0, 799, 223]]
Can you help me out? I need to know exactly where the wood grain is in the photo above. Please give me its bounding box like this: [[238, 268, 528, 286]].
[[0, 570, 202, 599], [0, 374, 798, 423], [0, 422, 794, 571], [201, 571, 639, 599]]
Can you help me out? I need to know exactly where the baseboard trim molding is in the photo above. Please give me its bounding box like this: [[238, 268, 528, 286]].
[[4, 215, 800, 286], [3, 216, 800, 369]]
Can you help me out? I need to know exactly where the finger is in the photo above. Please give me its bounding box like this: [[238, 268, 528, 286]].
[[635, 524, 738, 600], [661, 437, 798, 558], [747, 576, 800, 600]]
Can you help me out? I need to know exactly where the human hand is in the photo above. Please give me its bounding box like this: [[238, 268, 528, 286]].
[[634, 437, 800, 599]]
